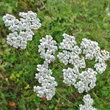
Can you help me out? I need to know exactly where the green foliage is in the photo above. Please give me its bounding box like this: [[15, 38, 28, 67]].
[[19, 95, 26, 110], [0, 0, 110, 110]]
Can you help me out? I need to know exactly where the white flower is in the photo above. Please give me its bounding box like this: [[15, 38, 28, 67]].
[[34, 35, 58, 100], [63, 67, 77, 86], [59, 33, 77, 50], [79, 94, 97, 110], [3, 11, 41, 49], [34, 63, 57, 100], [58, 33, 110, 93], [38, 35, 58, 64]]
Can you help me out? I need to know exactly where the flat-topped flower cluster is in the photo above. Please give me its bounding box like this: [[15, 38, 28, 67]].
[[33, 35, 58, 100], [57, 33, 110, 94], [33, 64, 57, 100], [79, 94, 97, 110], [63, 67, 97, 93], [3, 11, 41, 49], [81, 38, 109, 74]]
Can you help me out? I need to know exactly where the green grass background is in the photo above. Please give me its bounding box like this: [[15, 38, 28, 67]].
[[0, 0, 110, 110]]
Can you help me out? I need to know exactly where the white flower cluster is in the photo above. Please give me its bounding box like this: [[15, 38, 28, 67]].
[[34, 35, 58, 100], [63, 67, 97, 93], [59, 33, 77, 50], [33, 64, 57, 100], [63, 67, 78, 86], [38, 35, 58, 65], [57, 33, 85, 67], [3, 11, 41, 49], [58, 33, 110, 93], [75, 68, 97, 93], [81, 38, 110, 74], [79, 94, 97, 110]]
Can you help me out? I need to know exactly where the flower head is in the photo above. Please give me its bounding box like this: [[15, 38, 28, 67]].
[[3, 11, 41, 49]]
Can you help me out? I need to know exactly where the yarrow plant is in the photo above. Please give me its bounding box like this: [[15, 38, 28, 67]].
[[79, 94, 97, 110], [38, 35, 58, 65], [3, 12, 110, 109], [33, 35, 58, 100], [80, 38, 110, 74], [57, 33, 110, 94], [33, 33, 110, 107], [2, 11, 41, 49]]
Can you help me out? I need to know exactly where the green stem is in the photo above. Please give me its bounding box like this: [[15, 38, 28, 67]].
[[70, 86, 77, 101], [56, 91, 78, 108], [90, 17, 100, 29]]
